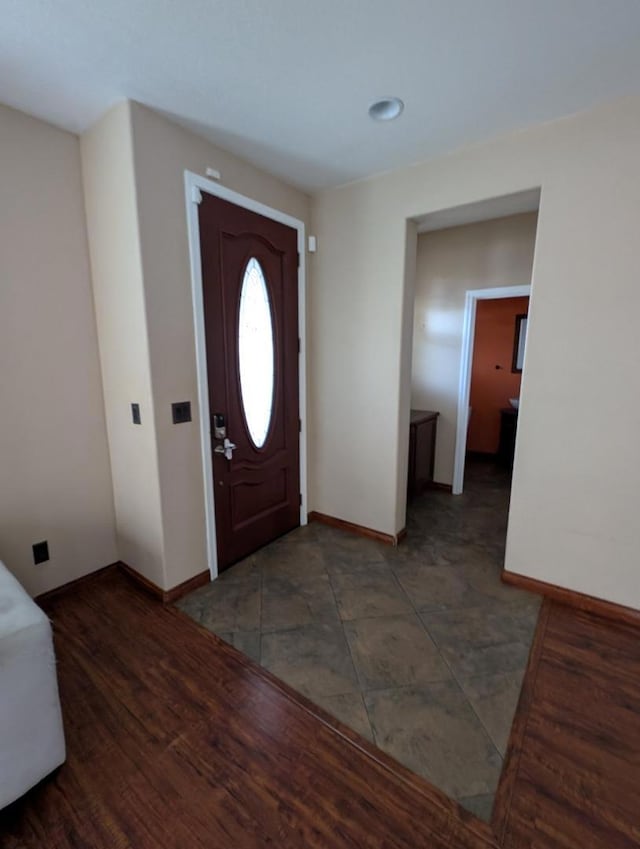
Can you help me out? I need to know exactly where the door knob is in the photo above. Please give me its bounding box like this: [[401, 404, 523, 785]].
[[214, 437, 237, 461]]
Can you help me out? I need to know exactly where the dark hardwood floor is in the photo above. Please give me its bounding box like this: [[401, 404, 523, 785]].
[[2, 567, 640, 849], [494, 601, 640, 848]]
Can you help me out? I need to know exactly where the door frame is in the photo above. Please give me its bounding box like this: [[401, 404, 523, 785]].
[[184, 170, 308, 580], [453, 284, 531, 495]]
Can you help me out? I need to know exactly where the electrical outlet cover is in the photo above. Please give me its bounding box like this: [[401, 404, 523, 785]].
[[33, 541, 49, 564]]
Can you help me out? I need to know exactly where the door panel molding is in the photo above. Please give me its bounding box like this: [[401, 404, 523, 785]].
[[184, 171, 307, 580]]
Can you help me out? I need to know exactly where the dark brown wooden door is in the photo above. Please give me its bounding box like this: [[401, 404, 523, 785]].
[[198, 193, 300, 571]]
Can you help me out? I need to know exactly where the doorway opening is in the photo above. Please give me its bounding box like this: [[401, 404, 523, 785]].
[[454, 286, 530, 494], [392, 190, 543, 819], [184, 172, 308, 579]]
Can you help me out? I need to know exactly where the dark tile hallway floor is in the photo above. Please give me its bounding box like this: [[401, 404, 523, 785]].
[[176, 460, 540, 822]]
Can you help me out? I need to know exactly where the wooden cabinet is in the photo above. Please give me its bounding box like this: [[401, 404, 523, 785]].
[[407, 410, 439, 499]]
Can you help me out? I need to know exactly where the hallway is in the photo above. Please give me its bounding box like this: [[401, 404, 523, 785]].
[[177, 461, 540, 819]]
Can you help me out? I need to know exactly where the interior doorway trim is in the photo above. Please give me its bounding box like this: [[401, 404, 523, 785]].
[[453, 285, 531, 495], [184, 171, 308, 580]]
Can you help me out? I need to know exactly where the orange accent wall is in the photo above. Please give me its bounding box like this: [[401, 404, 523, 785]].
[[467, 296, 529, 454]]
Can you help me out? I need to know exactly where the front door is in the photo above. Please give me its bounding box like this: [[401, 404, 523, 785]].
[[198, 193, 300, 572]]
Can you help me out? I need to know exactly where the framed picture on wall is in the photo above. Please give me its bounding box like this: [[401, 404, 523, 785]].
[[512, 313, 528, 373]]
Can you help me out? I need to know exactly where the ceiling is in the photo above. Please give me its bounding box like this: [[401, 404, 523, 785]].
[[3, 0, 640, 191], [415, 189, 541, 233]]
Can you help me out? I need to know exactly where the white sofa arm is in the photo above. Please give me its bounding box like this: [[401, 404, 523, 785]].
[[0, 562, 66, 809]]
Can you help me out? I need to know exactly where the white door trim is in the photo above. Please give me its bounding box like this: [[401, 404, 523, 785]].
[[453, 284, 531, 495], [184, 170, 308, 581]]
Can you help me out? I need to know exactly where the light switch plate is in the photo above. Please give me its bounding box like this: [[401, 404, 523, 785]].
[[172, 401, 192, 424]]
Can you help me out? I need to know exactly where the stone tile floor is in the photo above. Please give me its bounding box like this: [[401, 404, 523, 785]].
[[176, 460, 540, 822]]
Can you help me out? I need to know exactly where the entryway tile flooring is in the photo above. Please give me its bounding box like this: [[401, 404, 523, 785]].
[[176, 461, 540, 822]]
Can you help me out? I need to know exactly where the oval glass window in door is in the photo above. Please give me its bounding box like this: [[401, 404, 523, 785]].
[[238, 258, 275, 448]]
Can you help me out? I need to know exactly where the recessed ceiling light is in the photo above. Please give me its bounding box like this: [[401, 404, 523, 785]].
[[368, 97, 404, 121]]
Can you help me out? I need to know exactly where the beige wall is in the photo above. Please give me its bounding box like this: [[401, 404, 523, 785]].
[[81, 103, 167, 588], [310, 95, 640, 610], [0, 104, 117, 595], [128, 102, 310, 589], [412, 213, 537, 485], [80, 101, 311, 590]]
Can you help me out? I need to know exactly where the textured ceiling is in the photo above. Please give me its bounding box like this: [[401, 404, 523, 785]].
[[3, 0, 640, 190]]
